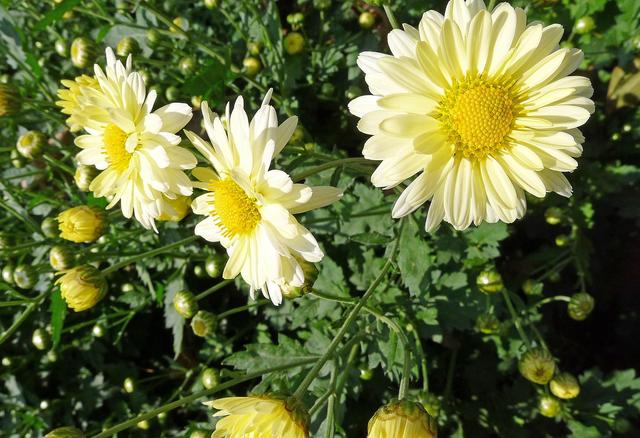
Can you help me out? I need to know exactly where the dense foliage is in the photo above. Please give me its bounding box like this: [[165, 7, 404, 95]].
[[1, 0, 640, 437]]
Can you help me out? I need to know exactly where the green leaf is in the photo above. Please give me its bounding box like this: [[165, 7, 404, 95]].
[[163, 274, 185, 359], [49, 289, 66, 347], [397, 218, 431, 296], [33, 0, 82, 32]]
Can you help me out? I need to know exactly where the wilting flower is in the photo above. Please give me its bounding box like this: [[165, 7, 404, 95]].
[[349, 0, 594, 231], [56, 48, 196, 230], [368, 400, 437, 438], [56, 265, 107, 312], [186, 91, 342, 305], [58, 205, 105, 243], [205, 395, 309, 438]]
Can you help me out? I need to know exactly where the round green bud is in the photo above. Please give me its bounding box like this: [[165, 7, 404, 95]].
[[201, 367, 220, 389], [32, 328, 51, 351], [567, 292, 595, 321], [179, 56, 197, 75], [1, 357, 12, 366], [173, 290, 199, 319], [170, 16, 186, 33], [555, 234, 570, 247], [92, 324, 105, 338], [121, 282, 135, 293], [313, 0, 331, 9], [544, 207, 563, 225], [146, 29, 161, 46], [522, 279, 539, 295], [284, 32, 305, 55], [287, 12, 305, 30], [476, 269, 503, 294], [575, 16, 595, 35], [115, 0, 128, 11], [191, 310, 217, 337], [204, 0, 219, 9], [549, 372, 580, 399], [17, 130, 46, 159], [70, 37, 97, 68], [54, 39, 68, 57], [548, 271, 561, 283], [123, 377, 135, 393], [359, 366, 374, 381], [50, 245, 74, 271], [0, 83, 21, 116], [116, 37, 140, 57], [519, 347, 556, 385], [157, 411, 168, 423], [191, 95, 202, 109], [13, 264, 37, 289], [538, 396, 561, 418], [2, 264, 15, 284], [205, 254, 225, 278], [622, 123, 632, 133], [44, 426, 85, 438], [475, 313, 500, 334], [345, 85, 362, 100], [46, 350, 58, 363], [165, 85, 180, 101], [247, 41, 262, 56], [611, 132, 621, 141], [189, 431, 208, 438], [359, 11, 376, 29], [282, 260, 319, 299], [193, 264, 206, 278], [242, 56, 261, 76], [74, 165, 98, 192], [41, 217, 59, 238], [136, 420, 150, 430]]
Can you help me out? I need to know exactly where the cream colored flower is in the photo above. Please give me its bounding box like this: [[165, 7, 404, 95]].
[[368, 400, 436, 438], [205, 396, 309, 438], [349, 0, 594, 231], [56, 75, 100, 132], [58, 48, 196, 230], [186, 91, 342, 305]]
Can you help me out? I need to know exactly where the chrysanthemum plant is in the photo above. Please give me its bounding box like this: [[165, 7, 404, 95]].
[[1, 0, 639, 437]]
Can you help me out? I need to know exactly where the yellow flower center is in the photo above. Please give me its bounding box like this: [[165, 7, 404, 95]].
[[438, 77, 518, 161], [103, 124, 132, 172], [210, 179, 261, 237]]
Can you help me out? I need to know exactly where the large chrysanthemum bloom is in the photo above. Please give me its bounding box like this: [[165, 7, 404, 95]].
[[205, 395, 310, 438], [186, 91, 342, 305], [349, 0, 594, 231], [57, 48, 196, 230], [368, 400, 437, 438]]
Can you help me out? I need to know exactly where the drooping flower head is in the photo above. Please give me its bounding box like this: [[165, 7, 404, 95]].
[[186, 91, 342, 305], [368, 400, 437, 438], [350, 0, 593, 231], [205, 395, 310, 438], [56, 48, 197, 229]]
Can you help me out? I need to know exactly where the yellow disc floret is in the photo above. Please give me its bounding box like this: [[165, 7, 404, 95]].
[[103, 124, 132, 172], [438, 76, 518, 161], [210, 179, 261, 237]]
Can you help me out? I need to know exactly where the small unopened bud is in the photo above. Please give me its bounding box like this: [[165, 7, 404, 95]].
[[243, 57, 262, 76], [368, 400, 437, 438], [201, 367, 220, 389], [74, 165, 98, 192], [544, 207, 563, 225], [116, 37, 140, 57], [0, 83, 21, 116], [475, 313, 499, 334], [70, 37, 97, 68], [58, 205, 106, 243], [476, 269, 503, 294], [191, 310, 217, 337], [567, 292, 595, 321], [284, 32, 305, 55], [550, 372, 580, 399], [13, 264, 37, 289], [538, 395, 561, 418], [123, 377, 135, 393], [41, 217, 59, 238], [283, 260, 319, 299], [16, 130, 46, 159], [56, 265, 108, 312], [519, 347, 556, 385], [44, 426, 85, 438], [32, 328, 51, 351], [173, 290, 198, 319], [205, 253, 225, 278], [50, 245, 74, 271]]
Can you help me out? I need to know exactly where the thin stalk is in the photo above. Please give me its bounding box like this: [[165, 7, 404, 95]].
[[0, 291, 48, 346], [0, 199, 42, 236], [323, 395, 336, 438], [217, 300, 268, 319], [101, 236, 197, 275], [501, 289, 531, 347], [383, 5, 400, 30], [291, 157, 372, 182], [443, 347, 458, 401], [292, 220, 404, 399], [530, 295, 571, 310], [194, 279, 234, 301], [90, 358, 317, 438]]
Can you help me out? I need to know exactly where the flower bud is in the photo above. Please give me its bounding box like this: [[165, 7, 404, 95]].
[[32, 328, 51, 351], [13, 264, 37, 289], [70, 37, 97, 68], [41, 217, 59, 238], [179, 56, 197, 75], [519, 347, 556, 385], [201, 367, 220, 389], [544, 207, 563, 225], [538, 396, 561, 418], [247, 41, 262, 55], [123, 377, 135, 393], [55, 39, 68, 57], [56, 265, 108, 312], [2, 264, 14, 284], [136, 420, 150, 430], [50, 245, 74, 271], [359, 11, 377, 29], [16, 130, 46, 159], [284, 32, 305, 55], [368, 400, 437, 438], [74, 165, 98, 192], [475, 313, 499, 334], [476, 269, 503, 294], [205, 253, 225, 278], [92, 324, 105, 337], [58, 206, 106, 243], [146, 29, 161, 46], [116, 36, 140, 57], [282, 260, 319, 299], [567, 292, 594, 321], [191, 310, 217, 337], [189, 431, 208, 438], [550, 372, 580, 399], [243, 57, 262, 76], [158, 196, 191, 222], [170, 16, 186, 33], [555, 234, 570, 247], [0, 83, 21, 116], [173, 290, 199, 319], [44, 427, 85, 438], [204, 0, 219, 9]]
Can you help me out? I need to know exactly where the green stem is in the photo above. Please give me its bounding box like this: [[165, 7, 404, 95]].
[[217, 300, 268, 319], [101, 236, 197, 275], [443, 346, 458, 401], [501, 289, 531, 347], [323, 395, 336, 438], [291, 157, 372, 183], [530, 295, 571, 310], [0, 198, 43, 236], [90, 358, 317, 438], [43, 154, 75, 176], [383, 5, 400, 30], [194, 279, 234, 301], [0, 291, 48, 346], [292, 220, 403, 399]]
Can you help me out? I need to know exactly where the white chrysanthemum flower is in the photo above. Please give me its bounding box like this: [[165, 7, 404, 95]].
[[59, 48, 196, 229], [186, 91, 342, 305], [349, 0, 594, 231]]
